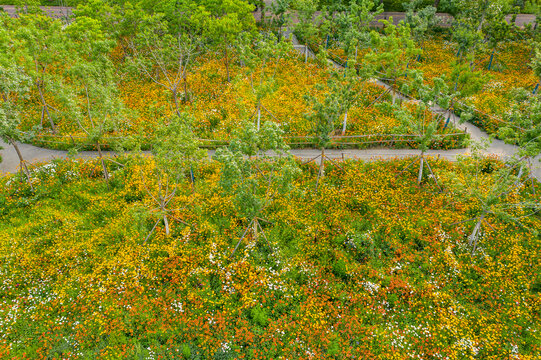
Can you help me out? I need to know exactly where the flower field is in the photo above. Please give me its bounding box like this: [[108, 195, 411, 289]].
[[19, 51, 465, 151], [1, 155, 539, 359], [413, 37, 538, 135], [314, 33, 538, 140]]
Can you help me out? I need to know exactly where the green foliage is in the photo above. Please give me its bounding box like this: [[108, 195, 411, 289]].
[[0, 64, 33, 143], [213, 121, 299, 219], [304, 70, 348, 148], [269, 0, 292, 39], [128, 13, 199, 111], [192, 0, 256, 81], [334, 0, 384, 57], [367, 19, 422, 90], [153, 113, 207, 181], [293, 0, 319, 44], [403, 0, 439, 42], [236, 31, 291, 129], [250, 306, 269, 326]]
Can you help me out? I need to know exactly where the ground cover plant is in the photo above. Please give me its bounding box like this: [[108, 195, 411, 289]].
[[0, 150, 539, 359]]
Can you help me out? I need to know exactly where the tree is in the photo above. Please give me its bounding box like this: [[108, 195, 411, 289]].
[[294, 0, 319, 63], [483, 16, 513, 71], [0, 13, 34, 189], [0, 64, 34, 190], [403, 0, 439, 60], [334, 0, 384, 60], [270, 0, 292, 41], [13, 13, 69, 134], [366, 19, 421, 105], [450, 143, 540, 254], [73, 0, 146, 62], [193, 0, 256, 82], [213, 121, 299, 257], [141, 113, 206, 239], [304, 72, 343, 191], [395, 71, 453, 188], [129, 14, 199, 112], [497, 88, 541, 192], [448, 0, 513, 84], [237, 32, 291, 130]]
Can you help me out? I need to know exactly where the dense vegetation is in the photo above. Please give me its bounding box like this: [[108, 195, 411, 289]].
[[294, 0, 541, 149], [0, 4, 468, 153], [2, 0, 540, 13], [1, 0, 541, 359], [0, 152, 540, 358]]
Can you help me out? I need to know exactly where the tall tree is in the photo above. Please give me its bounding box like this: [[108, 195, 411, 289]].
[[73, 0, 146, 62], [270, 0, 293, 41], [64, 15, 122, 184], [237, 32, 290, 130], [395, 72, 453, 188], [141, 113, 206, 239], [13, 13, 68, 134], [334, 0, 384, 60], [193, 0, 256, 82], [0, 13, 35, 189], [403, 0, 439, 60], [367, 19, 421, 105], [0, 64, 34, 190], [304, 72, 343, 191], [213, 121, 299, 257], [294, 0, 319, 63], [497, 88, 541, 192], [129, 14, 199, 112], [450, 144, 540, 253]]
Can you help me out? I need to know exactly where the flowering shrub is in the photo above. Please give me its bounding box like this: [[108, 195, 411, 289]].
[[0, 155, 539, 358]]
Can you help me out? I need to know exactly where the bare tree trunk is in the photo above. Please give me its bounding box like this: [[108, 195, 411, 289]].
[[172, 88, 181, 117], [96, 142, 110, 183], [469, 213, 486, 252], [183, 71, 190, 103], [37, 80, 57, 134], [40, 107, 45, 128], [341, 109, 348, 135], [315, 147, 325, 192], [9, 138, 33, 191], [163, 214, 170, 236], [224, 36, 231, 83], [319, 147, 325, 177], [256, 101, 261, 130], [253, 218, 258, 242], [418, 155, 424, 184]]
